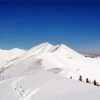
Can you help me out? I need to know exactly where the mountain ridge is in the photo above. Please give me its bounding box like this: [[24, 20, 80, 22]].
[[0, 42, 100, 100], [0, 42, 100, 83]]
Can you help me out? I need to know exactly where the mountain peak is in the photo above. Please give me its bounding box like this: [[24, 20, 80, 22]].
[[11, 48, 20, 50], [39, 42, 52, 46]]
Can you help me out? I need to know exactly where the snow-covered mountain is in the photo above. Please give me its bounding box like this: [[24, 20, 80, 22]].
[[0, 42, 100, 100], [0, 42, 100, 82]]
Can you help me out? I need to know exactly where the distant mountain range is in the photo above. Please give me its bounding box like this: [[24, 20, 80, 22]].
[[82, 52, 100, 58]]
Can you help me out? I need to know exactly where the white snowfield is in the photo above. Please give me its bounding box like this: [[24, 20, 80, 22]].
[[0, 72, 100, 100], [0, 42, 100, 100]]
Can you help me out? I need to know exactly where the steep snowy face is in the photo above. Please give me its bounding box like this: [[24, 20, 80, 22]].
[[23, 42, 83, 57], [52, 44, 82, 57], [0, 48, 25, 64], [17, 42, 83, 62]]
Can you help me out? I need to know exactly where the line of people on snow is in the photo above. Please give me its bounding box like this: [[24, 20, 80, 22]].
[[70, 75, 100, 87]]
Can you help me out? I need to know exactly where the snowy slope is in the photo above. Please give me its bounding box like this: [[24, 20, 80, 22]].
[[0, 42, 100, 83], [0, 42, 100, 100], [0, 48, 25, 64], [0, 72, 100, 100], [0, 42, 83, 79]]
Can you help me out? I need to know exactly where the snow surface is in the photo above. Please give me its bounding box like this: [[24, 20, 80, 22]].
[[0, 42, 100, 82], [0, 42, 100, 100], [0, 48, 25, 64], [0, 71, 100, 100]]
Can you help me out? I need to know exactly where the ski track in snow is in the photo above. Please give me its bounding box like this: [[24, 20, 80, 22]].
[[19, 87, 40, 100], [11, 77, 25, 97], [11, 76, 40, 100]]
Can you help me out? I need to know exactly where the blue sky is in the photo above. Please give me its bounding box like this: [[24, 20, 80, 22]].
[[0, 0, 100, 52]]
